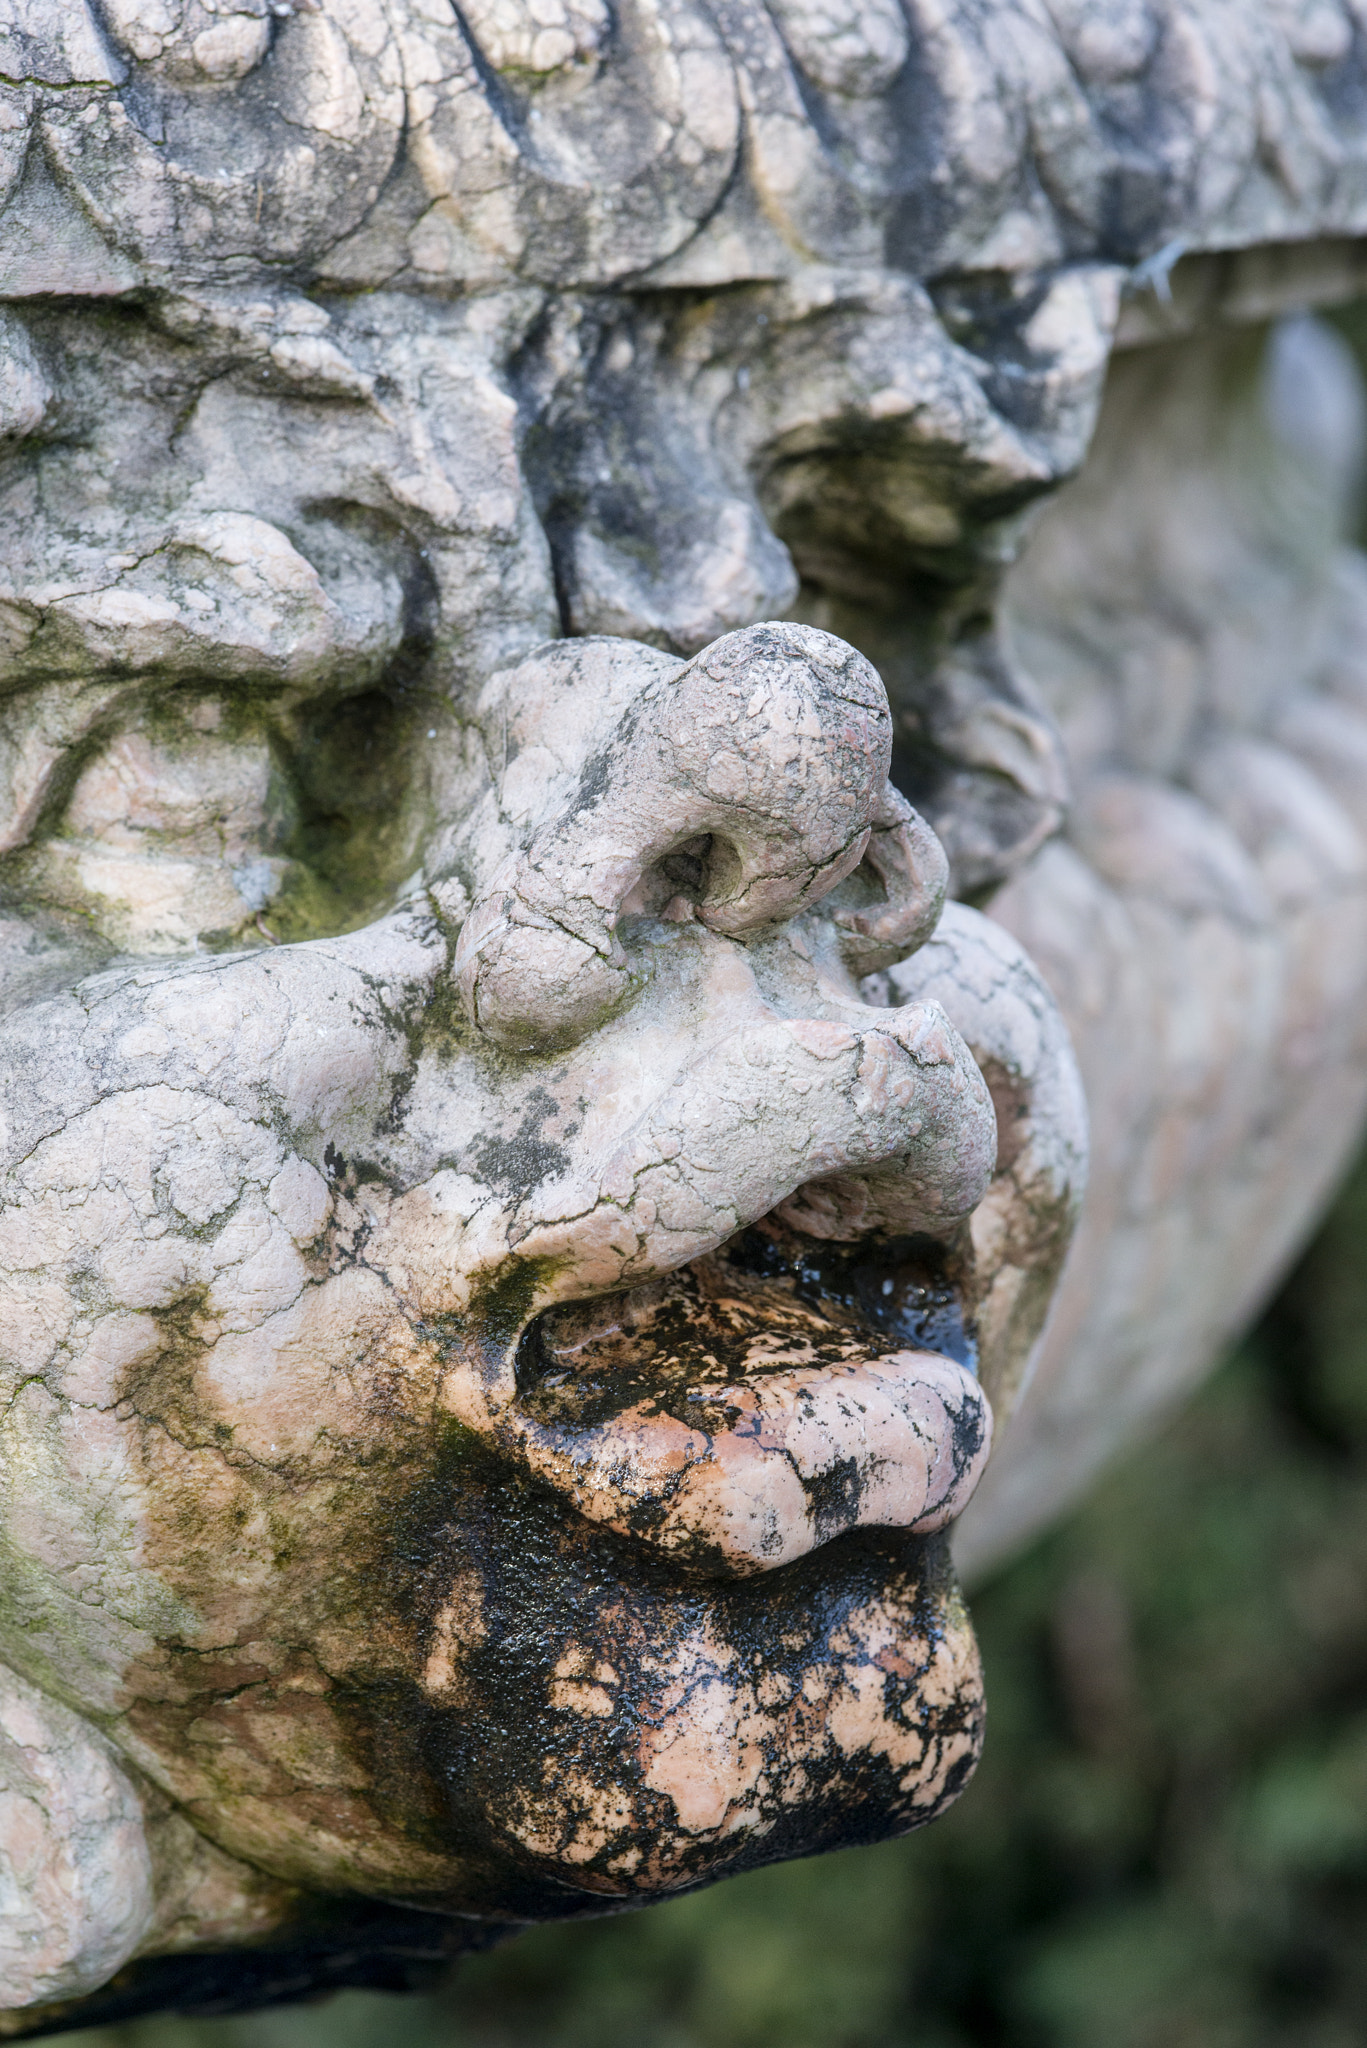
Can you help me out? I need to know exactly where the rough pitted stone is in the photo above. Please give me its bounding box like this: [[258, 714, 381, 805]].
[[2, 0, 1367, 2032]]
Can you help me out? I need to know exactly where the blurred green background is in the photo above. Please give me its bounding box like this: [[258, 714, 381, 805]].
[[58, 1143, 1367, 2048]]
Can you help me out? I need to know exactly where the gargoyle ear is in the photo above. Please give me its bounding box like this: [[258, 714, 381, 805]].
[[0, 1664, 155, 2010]]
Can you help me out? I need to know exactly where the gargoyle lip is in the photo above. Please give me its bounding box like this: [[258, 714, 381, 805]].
[[497, 1225, 993, 1576]]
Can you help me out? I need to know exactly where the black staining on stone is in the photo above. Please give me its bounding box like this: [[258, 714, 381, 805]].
[[473, 1087, 571, 1200], [324, 1138, 346, 1179], [393, 1431, 984, 1919], [881, 44, 981, 280], [566, 741, 615, 822], [721, 1222, 979, 1373], [802, 1453, 864, 1548], [930, 272, 1081, 441], [508, 1221, 984, 1567], [3, 1902, 512, 2039], [514, 1230, 976, 1438], [945, 1383, 992, 1501]]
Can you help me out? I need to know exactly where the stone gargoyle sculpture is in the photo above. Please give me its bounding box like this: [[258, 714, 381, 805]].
[[5, 0, 1367, 2030]]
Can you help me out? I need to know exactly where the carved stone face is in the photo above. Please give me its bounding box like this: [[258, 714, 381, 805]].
[[0, 595, 1075, 1924], [5, 0, 1367, 2026]]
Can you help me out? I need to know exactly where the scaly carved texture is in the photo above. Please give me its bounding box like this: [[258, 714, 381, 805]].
[[6, 1, 1367, 291], [956, 315, 1367, 1572]]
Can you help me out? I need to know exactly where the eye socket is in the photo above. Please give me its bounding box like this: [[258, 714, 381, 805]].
[[1, 681, 439, 957]]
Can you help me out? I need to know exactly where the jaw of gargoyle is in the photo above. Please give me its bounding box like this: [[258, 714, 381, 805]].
[[290, 622, 1027, 1909]]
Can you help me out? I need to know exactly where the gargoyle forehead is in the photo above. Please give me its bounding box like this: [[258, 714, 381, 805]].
[[5, 1, 1367, 293], [8, 1, 1367, 912]]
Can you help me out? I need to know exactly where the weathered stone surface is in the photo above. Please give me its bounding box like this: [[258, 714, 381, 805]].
[[0, 608, 1082, 2019], [957, 312, 1367, 1571], [2, 0, 1367, 2029]]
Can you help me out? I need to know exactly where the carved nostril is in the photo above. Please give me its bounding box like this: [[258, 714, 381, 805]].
[[662, 832, 715, 902], [620, 832, 722, 919], [455, 622, 949, 1052], [826, 788, 950, 976]]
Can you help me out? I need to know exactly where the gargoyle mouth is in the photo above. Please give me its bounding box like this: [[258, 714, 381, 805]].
[[500, 1222, 992, 1576], [419, 1222, 991, 1905]]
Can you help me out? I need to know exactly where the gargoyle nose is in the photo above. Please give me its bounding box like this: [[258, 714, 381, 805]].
[[455, 622, 948, 1051]]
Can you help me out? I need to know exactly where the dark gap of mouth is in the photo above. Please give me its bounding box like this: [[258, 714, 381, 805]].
[[514, 1223, 977, 1434]]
